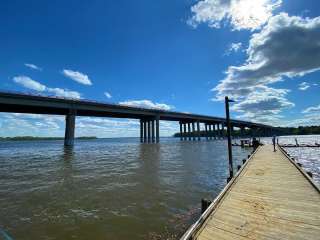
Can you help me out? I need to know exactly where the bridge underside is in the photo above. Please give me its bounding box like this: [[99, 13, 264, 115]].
[[0, 92, 274, 146]]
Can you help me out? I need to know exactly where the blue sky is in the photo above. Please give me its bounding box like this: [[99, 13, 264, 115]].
[[1, 0, 320, 137]]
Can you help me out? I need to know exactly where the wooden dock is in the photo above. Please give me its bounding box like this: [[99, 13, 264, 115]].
[[181, 145, 320, 240]]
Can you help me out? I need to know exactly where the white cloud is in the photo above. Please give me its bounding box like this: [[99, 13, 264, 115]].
[[231, 86, 294, 124], [47, 88, 81, 99], [188, 0, 281, 31], [0, 112, 179, 138], [225, 42, 242, 55], [210, 13, 320, 125], [298, 82, 310, 91], [13, 76, 46, 92], [24, 63, 42, 71], [283, 111, 320, 127], [302, 104, 320, 114], [0, 113, 64, 137], [214, 13, 320, 100], [104, 92, 112, 99], [76, 117, 178, 137], [13, 75, 81, 99], [62, 69, 92, 85], [119, 100, 173, 111]]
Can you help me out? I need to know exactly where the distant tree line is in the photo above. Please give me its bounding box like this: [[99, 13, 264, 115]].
[[173, 125, 320, 138], [272, 126, 320, 136]]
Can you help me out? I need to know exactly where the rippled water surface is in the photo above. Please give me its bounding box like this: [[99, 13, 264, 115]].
[[0, 138, 252, 240], [279, 135, 320, 184]]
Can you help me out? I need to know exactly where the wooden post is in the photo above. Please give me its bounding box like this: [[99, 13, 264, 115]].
[[225, 96, 234, 179], [201, 199, 212, 214]]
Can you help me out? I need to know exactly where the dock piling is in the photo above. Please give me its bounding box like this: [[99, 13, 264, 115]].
[[201, 199, 212, 214]]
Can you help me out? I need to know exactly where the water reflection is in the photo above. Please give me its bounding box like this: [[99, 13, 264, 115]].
[[0, 138, 253, 240], [59, 146, 75, 188], [279, 135, 320, 185], [62, 146, 75, 162]]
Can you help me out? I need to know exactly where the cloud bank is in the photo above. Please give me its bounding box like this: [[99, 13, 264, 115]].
[[210, 13, 320, 124], [215, 13, 320, 100]]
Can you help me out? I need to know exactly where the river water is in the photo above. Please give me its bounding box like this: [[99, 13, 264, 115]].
[[0, 136, 319, 240], [279, 135, 320, 184]]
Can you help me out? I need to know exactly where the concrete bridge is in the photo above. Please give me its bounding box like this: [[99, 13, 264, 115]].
[[0, 92, 273, 146]]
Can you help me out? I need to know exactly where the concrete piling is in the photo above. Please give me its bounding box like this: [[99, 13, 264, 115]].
[[64, 112, 76, 146]]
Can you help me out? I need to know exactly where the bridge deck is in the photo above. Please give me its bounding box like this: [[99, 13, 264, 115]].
[[188, 145, 320, 240]]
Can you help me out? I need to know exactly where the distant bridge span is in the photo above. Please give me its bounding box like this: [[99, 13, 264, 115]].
[[0, 92, 273, 146]]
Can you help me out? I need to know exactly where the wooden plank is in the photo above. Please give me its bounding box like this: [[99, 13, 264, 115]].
[[186, 145, 320, 240]]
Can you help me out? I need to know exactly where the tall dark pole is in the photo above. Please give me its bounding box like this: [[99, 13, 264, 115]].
[[225, 96, 234, 179]]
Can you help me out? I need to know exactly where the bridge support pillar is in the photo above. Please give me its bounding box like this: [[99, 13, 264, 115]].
[[209, 124, 212, 140], [212, 124, 215, 140], [183, 123, 187, 141], [205, 124, 208, 140], [252, 127, 257, 138], [179, 121, 183, 141], [140, 119, 143, 143], [220, 123, 224, 139], [192, 122, 196, 141], [240, 126, 245, 138], [197, 120, 201, 141], [64, 111, 76, 146], [156, 116, 160, 143], [147, 120, 151, 142], [188, 123, 191, 141], [210, 124, 213, 140], [213, 124, 216, 140], [216, 124, 219, 139], [151, 120, 155, 142], [143, 119, 147, 142]]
